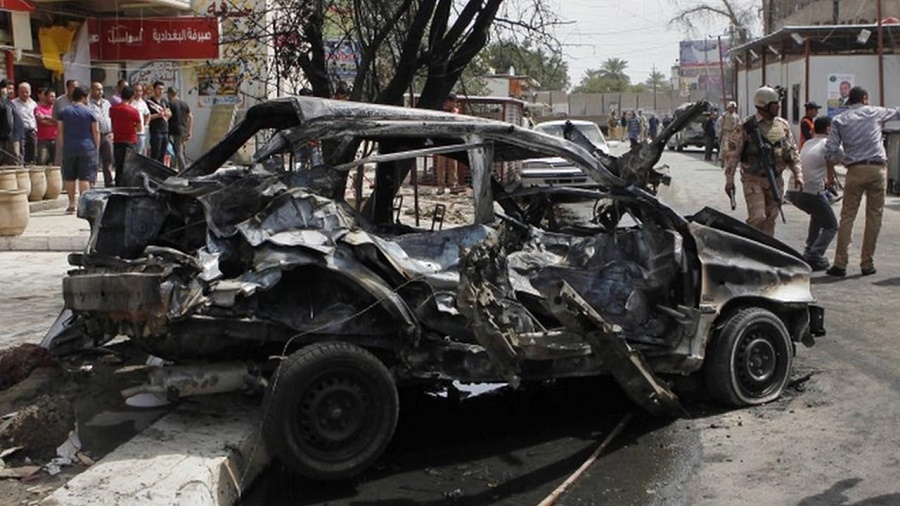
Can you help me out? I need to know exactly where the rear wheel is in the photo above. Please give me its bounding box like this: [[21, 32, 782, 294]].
[[262, 341, 399, 480], [705, 307, 793, 406]]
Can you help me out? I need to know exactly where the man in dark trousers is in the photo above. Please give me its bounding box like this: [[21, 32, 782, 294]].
[[0, 79, 16, 165], [703, 110, 719, 161], [146, 80, 171, 164], [109, 86, 143, 185], [166, 87, 193, 172]]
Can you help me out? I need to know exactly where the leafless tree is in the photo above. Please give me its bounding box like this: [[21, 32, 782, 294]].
[[216, 0, 564, 110], [668, 0, 758, 44]]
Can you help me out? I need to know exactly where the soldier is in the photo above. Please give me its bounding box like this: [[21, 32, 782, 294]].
[[723, 86, 803, 236], [719, 101, 740, 166]]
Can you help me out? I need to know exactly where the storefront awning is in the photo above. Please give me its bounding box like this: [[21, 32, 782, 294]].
[[0, 0, 34, 12]]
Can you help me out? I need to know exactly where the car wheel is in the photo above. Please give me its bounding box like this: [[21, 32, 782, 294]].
[[262, 341, 399, 481], [704, 307, 793, 407]]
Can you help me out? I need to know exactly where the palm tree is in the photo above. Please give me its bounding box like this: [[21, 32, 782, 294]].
[[645, 70, 670, 91], [599, 57, 630, 83]]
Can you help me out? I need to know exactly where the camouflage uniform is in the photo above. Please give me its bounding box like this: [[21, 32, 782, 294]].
[[723, 114, 802, 236]]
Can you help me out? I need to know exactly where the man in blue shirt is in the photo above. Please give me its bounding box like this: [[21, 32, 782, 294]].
[[824, 86, 900, 277], [57, 86, 99, 214]]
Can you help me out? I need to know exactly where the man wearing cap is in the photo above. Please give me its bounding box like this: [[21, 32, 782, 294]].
[[723, 86, 803, 236], [799, 101, 821, 149], [824, 86, 900, 277]]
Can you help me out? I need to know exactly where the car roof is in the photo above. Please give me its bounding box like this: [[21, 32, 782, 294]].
[[186, 96, 624, 189], [535, 119, 599, 128]]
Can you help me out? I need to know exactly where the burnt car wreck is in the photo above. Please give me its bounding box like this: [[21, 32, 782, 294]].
[[44, 97, 825, 481]]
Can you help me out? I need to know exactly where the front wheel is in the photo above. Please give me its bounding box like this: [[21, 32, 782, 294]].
[[262, 341, 399, 481], [705, 307, 793, 406]]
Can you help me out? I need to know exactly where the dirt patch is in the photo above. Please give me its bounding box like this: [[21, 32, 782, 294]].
[[0, 343, 172, 505], [0, 344, 58, 391], [0, 395, 75, 462]]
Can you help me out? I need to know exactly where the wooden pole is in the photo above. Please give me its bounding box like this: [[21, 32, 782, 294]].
[[536, 413, 633, 506]]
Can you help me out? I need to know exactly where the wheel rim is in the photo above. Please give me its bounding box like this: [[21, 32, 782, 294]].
[[295, 369, 376, 462], [734, 323, 788, 399]]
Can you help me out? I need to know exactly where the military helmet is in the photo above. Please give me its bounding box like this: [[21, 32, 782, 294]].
[[753, 86, 780, 108]]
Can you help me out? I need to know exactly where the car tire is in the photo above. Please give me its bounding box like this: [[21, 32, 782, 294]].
[[262, 341, 399, 481], [704, 307, 793, 407]]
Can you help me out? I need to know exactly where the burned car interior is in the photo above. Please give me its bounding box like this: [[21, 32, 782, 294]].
[[44, 97, 825, 480]]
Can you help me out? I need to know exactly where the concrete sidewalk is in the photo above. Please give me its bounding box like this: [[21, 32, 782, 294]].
[[0, 200, 269, 503], [0, 197, 90, 252]]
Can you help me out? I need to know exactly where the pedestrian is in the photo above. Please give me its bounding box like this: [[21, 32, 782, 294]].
[[109, 86, 143, 185], [146, 81, 171, 164], [166, 87, 193, 171], [109, 79, 128, 106], [824, 86, 898, 277], [648, 114, 659, 139], [607, 111, 618, 139], [11, 82, 36, 164], [637, 110, 648, 142], [57, 85, 99, 214], [626, 111, 640, 148], [620, 112, 628, 141], [8, 81, 23, 164], [799, 102, 821, 149], [88, 82, 114, 187], [723, 86, 803, 236], [785, 117, 838, 271], [52, 79, 78, 121], [0, 79, 16, 165], [35, 89, 56, 165], [661, 114, 673, 130], [131, 83, 151, 156], [434, 92, 460, 195], [719, 101, 740, 166], [703, 110, 718, 161]]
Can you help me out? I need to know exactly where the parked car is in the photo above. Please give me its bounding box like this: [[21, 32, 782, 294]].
[[667, 102, 707, 151], [45, 97, 824, 481], [518, 119, 609, 188]]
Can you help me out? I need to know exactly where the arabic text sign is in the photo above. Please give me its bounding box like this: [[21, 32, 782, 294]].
[[92, 17, 219, 61]]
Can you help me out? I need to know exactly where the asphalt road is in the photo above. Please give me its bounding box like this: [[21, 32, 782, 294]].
[[3, 146, 900, 504]]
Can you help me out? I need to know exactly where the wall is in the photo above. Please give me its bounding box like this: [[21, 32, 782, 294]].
[[770, 0, 900, 31], [736, 54, 900, 139]]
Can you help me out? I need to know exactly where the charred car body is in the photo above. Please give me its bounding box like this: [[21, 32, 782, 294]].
[[44, 97, 824, 481]]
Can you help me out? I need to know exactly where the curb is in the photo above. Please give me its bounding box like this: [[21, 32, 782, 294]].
[[0, 235, 88, 252], [41, 396, 269, 506], [0, 197, 87, 252]]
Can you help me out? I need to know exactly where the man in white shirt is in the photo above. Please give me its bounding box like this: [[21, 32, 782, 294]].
[[785, 116, 838, 271], [89, 82, 114, 187], [11, 82, 36, 164], [131, 83, 151, 156]]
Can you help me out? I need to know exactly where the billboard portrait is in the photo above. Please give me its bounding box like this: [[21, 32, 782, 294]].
[[827, 73, 854, 117]]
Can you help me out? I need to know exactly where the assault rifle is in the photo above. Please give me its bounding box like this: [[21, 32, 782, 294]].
[[745, 117, 786, 223]]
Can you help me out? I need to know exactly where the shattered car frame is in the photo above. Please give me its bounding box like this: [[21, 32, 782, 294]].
[[45, 97, 825, 481]]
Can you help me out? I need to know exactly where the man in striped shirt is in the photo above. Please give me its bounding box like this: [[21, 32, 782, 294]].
[[824, 86, 900, 277]]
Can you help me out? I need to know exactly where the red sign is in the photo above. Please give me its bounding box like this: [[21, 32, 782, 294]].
[[90, 17, 219, 61]]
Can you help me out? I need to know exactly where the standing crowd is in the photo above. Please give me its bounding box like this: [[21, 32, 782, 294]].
[[723, 84, 894, 278], [0, 78, 193, 213]]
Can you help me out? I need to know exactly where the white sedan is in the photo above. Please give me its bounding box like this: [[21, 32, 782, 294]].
[[520, 120, 609, 188]]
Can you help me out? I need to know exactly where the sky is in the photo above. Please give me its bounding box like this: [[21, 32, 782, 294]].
[[554, 0, 744, 87]]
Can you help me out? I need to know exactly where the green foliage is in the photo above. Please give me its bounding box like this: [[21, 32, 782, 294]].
[[573, 58, 632, 93], [480, 40, 570, 91]]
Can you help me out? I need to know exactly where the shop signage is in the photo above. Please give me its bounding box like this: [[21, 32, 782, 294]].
[[90, 17, 219, 61]]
